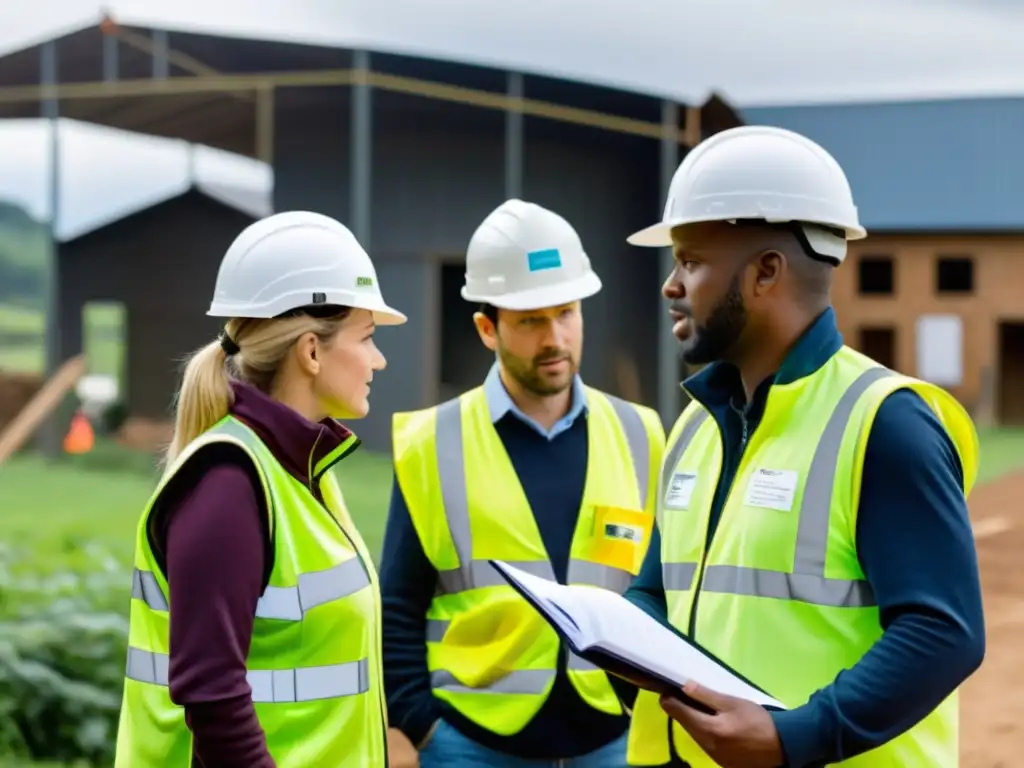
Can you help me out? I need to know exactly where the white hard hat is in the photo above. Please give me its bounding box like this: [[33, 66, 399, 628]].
[[627, 125, 866, 263], [461, 199, 602, 311], [207, 211, 406, 325]]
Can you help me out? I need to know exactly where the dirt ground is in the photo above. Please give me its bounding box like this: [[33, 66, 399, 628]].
[[962, 469, 1024, 767]]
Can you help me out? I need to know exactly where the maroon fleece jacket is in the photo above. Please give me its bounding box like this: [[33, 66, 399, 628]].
[[148, 381, 357, 767]]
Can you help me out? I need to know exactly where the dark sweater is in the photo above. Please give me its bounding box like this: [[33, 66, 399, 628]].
[[148, 381, 359, 768], [625, 307, 986, 767], [379, 389, 638, 759]]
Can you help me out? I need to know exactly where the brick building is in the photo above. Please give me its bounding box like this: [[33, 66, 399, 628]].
[[744, 97, 1024, 426]]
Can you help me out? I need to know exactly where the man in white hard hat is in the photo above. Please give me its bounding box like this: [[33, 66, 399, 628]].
[[380, 199, 666, 767], [621, 125, 984, 768]]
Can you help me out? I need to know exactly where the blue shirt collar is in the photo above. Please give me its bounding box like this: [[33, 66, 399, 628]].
[[683, 306, 844, 409], [483, 361, 589, 440]]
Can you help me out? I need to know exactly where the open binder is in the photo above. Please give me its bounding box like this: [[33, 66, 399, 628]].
[[488, 559, 786, 715]]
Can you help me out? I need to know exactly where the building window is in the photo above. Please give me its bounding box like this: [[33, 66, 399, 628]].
[[857, 255, 894, 295], [935, 256, 974, 294], [858, 326, 896, 370]]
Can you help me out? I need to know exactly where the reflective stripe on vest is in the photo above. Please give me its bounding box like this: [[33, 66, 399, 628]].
[[432, 393, 650, 596], [125, 647, 371, 702], [425, 391, 651, 695], [131, 557, 372, 621], [662, 367, 891, 607], [629, 350, 976, 768]]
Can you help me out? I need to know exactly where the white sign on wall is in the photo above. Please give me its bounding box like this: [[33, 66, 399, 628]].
[[916, 314, 963, 387]]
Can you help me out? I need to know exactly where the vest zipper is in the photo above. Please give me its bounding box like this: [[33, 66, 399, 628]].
[[686, 402, 750, 640], [670, 396, 753, 760], [314, 498, 390, 765], [308, 463, 389, 768]]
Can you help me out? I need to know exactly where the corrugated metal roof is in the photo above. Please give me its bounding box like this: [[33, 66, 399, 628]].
[[741, 97, 1024, 232]]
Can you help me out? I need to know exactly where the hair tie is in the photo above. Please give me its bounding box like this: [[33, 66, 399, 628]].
[[220, 333, 240, 357]]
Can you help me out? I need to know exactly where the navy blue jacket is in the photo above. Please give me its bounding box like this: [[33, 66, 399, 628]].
[[625, 307, 985, 767], [379, 365, 637, 759]]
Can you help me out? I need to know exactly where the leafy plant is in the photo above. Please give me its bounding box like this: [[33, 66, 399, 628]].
[[0, 540, 130, 765]]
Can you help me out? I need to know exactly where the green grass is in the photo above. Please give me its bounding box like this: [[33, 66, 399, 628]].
[[0, 346, 44, 374], [0, 304, 45, 334], [2, 424, 1021, 575], [0, 301, 124, 376], [1, 424, 1022, 575], [0, 439, 394, 571], [1, 427, 1023, 766], [0, 439, 395, 767], [976, 426, 1024, 485], [0, 303, 122, 336]]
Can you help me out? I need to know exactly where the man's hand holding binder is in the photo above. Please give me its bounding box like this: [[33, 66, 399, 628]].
[[659, 680, 784, 768]]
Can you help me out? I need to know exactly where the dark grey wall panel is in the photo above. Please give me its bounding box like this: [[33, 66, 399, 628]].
[[352, 256, 439, 454], [58, 193, 255, 419]]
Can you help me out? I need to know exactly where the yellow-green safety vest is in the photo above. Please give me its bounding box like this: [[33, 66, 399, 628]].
[[114, 415, 389, 768], [392, 384, 666, 736], [626, 345, 979, 767]]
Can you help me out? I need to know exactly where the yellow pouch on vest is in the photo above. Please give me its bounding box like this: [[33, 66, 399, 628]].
[[438, 595, 548, 688], [588, 506, 653, 575]]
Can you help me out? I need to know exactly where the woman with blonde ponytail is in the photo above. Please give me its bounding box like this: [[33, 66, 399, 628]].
[[114, 211, 407, 768]]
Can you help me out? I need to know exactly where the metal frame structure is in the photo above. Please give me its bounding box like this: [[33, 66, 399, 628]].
[[0, 37, 705, 164], [2, 15, 730, 453]]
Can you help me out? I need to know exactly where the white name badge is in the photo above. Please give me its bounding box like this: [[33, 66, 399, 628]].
[[743, 468, 799, 512], [664, 471, 698, 509]]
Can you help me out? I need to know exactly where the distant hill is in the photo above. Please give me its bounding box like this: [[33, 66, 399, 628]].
[[0, 200, 48, 308], [0, 200, 40, 231]]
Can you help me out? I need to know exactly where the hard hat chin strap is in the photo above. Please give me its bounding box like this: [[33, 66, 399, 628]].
[[791, 223, 844, 267], [728, 218, 844, 267]]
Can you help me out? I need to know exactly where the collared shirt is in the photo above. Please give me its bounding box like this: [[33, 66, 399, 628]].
[[380, 361, 635, 759], [482, 360, 588, 440], [625, 307, 984, 768]]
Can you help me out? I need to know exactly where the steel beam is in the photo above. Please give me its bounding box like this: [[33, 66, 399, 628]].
[[504, 72, 523, 200], [37, 40, 62, 458], [350, 51, 372, 249], [657, 100, 680, 429]]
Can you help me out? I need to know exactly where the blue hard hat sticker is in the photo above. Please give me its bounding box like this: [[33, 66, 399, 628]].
[[526, 248, 562, 272]]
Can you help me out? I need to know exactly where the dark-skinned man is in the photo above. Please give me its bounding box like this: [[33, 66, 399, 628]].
[[621, 125, 985, 768]]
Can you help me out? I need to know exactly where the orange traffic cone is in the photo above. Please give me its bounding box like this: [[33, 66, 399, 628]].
[[64, 410, 95, 455]]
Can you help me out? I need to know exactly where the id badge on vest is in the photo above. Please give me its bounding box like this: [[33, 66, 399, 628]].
[[664, 471, 698, 510], [743, 468, 798, 512]]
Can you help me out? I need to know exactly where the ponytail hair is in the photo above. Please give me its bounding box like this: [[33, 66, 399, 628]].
[[163, 310, 352, 467], [164, 335, 234, 466]]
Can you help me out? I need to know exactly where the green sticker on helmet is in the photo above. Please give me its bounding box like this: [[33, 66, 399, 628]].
[[356, 276, 374, 288]]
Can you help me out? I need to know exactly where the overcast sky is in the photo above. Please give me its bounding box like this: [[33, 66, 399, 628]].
[[3, 0, 1024, 236]]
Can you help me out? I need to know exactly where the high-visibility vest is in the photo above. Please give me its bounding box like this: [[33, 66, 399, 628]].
[[626, 346, 979, 767], [113, 416, 388, 768], [392, 384, 665, 736]]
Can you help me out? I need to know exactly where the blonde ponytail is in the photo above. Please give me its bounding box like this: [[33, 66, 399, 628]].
[[162, 311, 353, 467], [164, 337, 234, 466]]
